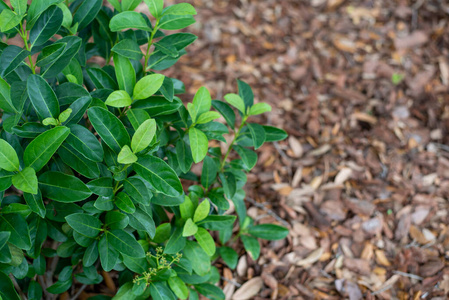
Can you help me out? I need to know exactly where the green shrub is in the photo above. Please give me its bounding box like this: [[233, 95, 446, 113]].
[[0, 0, 288, 299]]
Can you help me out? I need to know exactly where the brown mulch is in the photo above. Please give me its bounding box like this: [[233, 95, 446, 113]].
[[165, 0, 449, 299]]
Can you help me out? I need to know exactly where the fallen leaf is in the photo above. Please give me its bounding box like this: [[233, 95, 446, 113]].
[[232, 277, 264, 300]]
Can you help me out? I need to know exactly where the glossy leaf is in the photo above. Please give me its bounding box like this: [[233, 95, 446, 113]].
[[182, 218, 198, 237], [24, 190, 46, 218], [110, 11, 151, 31], [201, 156, 218, 189], [247, 122, 266, 150], [12, 167, 38, 194], [159, 15, 195, 30], [194, 227, 215, 256], [248, 224, 289, 240], [0, 139, 19, 171], [0, 45, 30, 78], [27, 74, 60, 119], [133, 74, 165, 101], [144, 0, 163, 18], [105, 90, 132, 108], [133, 155, 183, 197], [0, 271, 21, 300], [88, 107, 130, 153], [113, 53, 135, 96], [224, 93, 245, 114], [189, 128, 208, 163], [123, 176, 151, 205], [30, 5, 63, 47], [163, 3, 196, 16], [0, 77, 15, 113], [115, 192, 135, 214], [24, 126, 70, 172], [107, 229, 145, 257], [131, 118, 156, 153], [72, 0, 102, 30], [66, 124, 104, 162], [0, 214, 31, 250], [38, 171, 92, 202], [211, 100, 235, 129], [65, 213, 103, 238], [111, 39, 143, 61]]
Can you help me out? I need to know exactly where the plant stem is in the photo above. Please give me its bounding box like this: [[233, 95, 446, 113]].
[[219, 116, 247, 171], [144, 19, 160, 74], [19, 23, 36, 74]]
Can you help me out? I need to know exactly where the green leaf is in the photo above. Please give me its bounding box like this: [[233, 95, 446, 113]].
[[28, 280, 43, 300], [42, 117, 58, 126], [190, 87, 211, 121], [194, 227, 215, 256], [23, 190, 46, 218], [201, 156, 218, 189], [189, 128, 208, 164], [176, 139, 193, 173], [58, 144, 100, 179], [112, 39, 143, 61], [0, 139, 19, 171], [0, 214, 31, 250], [224, 93, 245, 114], [87, 177, 113, 197], [0, 45, 30, 79], [107, 229, 145, 257], [26, 0, 64, 29], [57, 2, 72, 28], [237, 79, 254, 109], [163, 3, 196, 16], [0, 77, 16, 113], [263, 125, 288, 142], [133, 96, 182, 116], [10, 0, 26, 15], [179, 196, 194, 220], [133, 74, 165, 101], [183, 241, 210, 276], [0, 271, 21, 300], [197, 215, 236, 231], [24, 126, 70, 172], [41, 36, 82, 78], [27, 74, 60, 119], [249, 103, 271, 116], [36, 43, 65, 67], [105, 90, 132, 108], [0, 170, 13, 192], [196, 111, 220, 124], [247, 123, 266, 150], [12, 167, 38, 194], [159, 76, 174, 101], [88, 107, 131, 153], [38, 171, 92, 202], [98, 234, 119, 271], [133, 155, 183, 197], [118, 145, 138, 164], [241, 235, 260, 260], [193, 199, 210, 223], [72, 0, 102, 30], [150, 281, 176, 300], [128, 207, 155, 238], [105, 211, 129, 230], [87, 68, 118, 90], [106, 0, 121, 12], [29, 5, 63, 47], [159, 15, 195, 30], [83, 240, 99, 267], [131, 118, 157, 153], [153, 223, 171, 243], [62, 58, 83, 85], [127, 109, 150, 131], [121, 0, 141, 11], [144, 0, 163, 18], [110, 11, 151, 31], [58, 108, 72, 123], [219, 247, 238, 269], [182, 218, 198, 237], [248, 224, 289, 240], [195, 283, 225, 300], [115, 192, 135, 214], [66, 124, 104, 162], [113, 53, 135, 96], [211, 100, 235, 129], [65, 213, 103, 238], [123, 177, 152, 205], [233, 145, 257, 170], [0, 10, 22, 32], [164, 226, 185, 254], [168, 277, 189, 300]]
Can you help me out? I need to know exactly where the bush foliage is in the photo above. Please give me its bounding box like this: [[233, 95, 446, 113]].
[[0, 0, 288, 299]]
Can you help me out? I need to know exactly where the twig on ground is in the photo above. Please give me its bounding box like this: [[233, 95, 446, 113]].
[[392, 271, 423, 281], [221, 276, 242, 288], [70, 284, 87, 300], [246, 197, 289, 227]]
